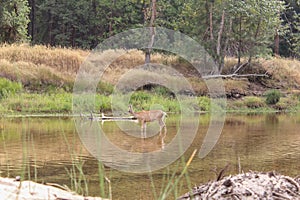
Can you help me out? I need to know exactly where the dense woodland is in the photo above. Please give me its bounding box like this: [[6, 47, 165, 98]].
[[0, 0, 299, 72]]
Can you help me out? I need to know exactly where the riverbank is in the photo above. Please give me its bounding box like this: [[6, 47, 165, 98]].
[[0, 91, 299, 116], [0, 177, 105, 200], [1, 44, 300, 115]]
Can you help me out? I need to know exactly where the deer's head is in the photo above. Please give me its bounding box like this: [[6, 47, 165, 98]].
[[128, 105, 133, 114]]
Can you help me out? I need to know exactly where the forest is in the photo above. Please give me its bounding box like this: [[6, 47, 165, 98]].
[[0, 0, 299, 71], [1, 1, 300, 200]]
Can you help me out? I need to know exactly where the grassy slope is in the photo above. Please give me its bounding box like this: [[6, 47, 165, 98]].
[[0, 44, 300, 114]]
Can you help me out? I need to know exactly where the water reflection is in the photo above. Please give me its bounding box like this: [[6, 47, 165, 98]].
[[0, 114, 299, 199]]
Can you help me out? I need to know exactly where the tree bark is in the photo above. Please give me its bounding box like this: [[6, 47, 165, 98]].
[[237, 14, 242, 66], [274, 30, 280, 56], [216, 10, 225, 73], [29, 0, 35, 42], [209, 3, 214, 41], [145, 0, 156, 64]]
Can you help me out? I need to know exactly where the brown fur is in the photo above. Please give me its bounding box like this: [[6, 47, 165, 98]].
[[128, 105, 167, 137]]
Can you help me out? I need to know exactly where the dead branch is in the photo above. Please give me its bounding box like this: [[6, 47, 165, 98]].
[[202, 72, 269, 79]]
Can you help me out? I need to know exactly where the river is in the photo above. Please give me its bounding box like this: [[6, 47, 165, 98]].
[[0, 113, 299, 199]]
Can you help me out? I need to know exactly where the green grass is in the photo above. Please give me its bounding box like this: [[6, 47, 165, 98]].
[[1, 90, 299, 115], [0, 77, 22, 99], [1, 93, 72, 114]]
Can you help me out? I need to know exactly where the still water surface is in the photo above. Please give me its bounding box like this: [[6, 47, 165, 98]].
[[0, 113, 299, 199]]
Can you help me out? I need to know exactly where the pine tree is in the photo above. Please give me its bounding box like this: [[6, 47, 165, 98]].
[[0, 0, 30, 43]]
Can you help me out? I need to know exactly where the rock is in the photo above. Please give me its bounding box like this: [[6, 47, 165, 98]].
[[178, 171, 300, 200], [0, 177, 106, 200]]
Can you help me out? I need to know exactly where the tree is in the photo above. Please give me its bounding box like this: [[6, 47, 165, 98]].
[[29, 0, 144, 49], [0, 0, 30, 43], [177, 0, 287, 74], [145, 0, 157, 64], [281, 0, 300, 58]]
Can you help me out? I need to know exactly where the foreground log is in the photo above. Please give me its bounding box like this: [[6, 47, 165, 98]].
[[178, 171, 300, 200], [0, 177, 106, 200]]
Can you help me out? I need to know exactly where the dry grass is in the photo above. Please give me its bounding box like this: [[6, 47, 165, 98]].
[[0, 59, 74, 90], [0, 44, 87, 73], [1, 44, 300, 94], [261, 57, 300, 87]]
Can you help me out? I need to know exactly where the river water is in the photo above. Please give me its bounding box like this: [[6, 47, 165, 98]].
[[0, 113, 299, 199]]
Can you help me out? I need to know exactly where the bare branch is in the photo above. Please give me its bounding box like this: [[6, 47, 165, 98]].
[[233, 61, 249, 74], [202, 73, 268, 79]]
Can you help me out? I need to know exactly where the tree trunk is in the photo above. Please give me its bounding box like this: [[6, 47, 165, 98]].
[[217, 10, 225, 56], [29, 0, 35, 42], [237, 14, 242, 66], [47, 6, 53, 45], [216, 10, 225, 73], [145, 0, 156, 64], [209, 3, 214, 41], [274, 30, 280, 56]]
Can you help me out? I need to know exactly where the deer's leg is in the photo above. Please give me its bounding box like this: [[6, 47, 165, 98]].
[[144, 123, 147, 138], [158, 118, 166, 135], [140, 121, 144, 137], [141, 120, 146, 138]]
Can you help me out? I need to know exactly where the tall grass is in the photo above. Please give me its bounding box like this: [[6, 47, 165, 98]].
[[0, 44, 87, 72], [0, 77, 22, 99], [149, 149, 197, 199]]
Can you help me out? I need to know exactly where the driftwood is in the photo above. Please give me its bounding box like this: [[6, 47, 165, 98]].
[[80, 113, 137, 121], [178, 171, 300, 200], [202, 72, 269, 79], [0, 177, 105, 200]]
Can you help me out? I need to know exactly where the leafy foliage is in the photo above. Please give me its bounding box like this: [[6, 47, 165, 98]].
[[198, 96, 211, 111], [244, 96, 265, 108], [0, 0, 30, 43], [0, 0, 299, 61], [265, 90, 281, 105], [0, 78, 22, 99]]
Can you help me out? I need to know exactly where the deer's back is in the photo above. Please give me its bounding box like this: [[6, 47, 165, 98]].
[[136, 110, 164, 122]]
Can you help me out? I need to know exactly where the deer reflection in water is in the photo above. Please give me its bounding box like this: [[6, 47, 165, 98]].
[[128, 104, 167, 138]]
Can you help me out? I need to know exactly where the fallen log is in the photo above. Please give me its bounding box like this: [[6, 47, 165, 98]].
[[80, 113, 137, 121]]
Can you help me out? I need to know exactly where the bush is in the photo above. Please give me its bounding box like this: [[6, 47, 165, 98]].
[[265, 90, 281, 105], [0, 78, 22, 99], [152, 86, 174, 97], [97, 81, 114, 95], [198, 96, 211, 111], [244, 96, 265, 108], [130, 91, 152, 103]]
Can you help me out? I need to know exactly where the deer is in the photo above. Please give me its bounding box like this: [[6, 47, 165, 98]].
[[128, 104, 167, 138]]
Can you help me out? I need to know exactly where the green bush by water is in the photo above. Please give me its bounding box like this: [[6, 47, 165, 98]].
[[197, 96, 211, 111], [0, 78, 22, 99], [244, 96, 265, 108], [265, 90, 281, 105]]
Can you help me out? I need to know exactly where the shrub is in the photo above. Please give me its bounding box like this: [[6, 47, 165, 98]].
[[97, 81, 114, 95], [152, 86, 174, 97], [130, 91, 152, 104], [265, 90, 281, 105], [96, 95, 111, 112], [198, 96, 211, 111], [244, 96, 265, 108], [0, 78, 22, 99]]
